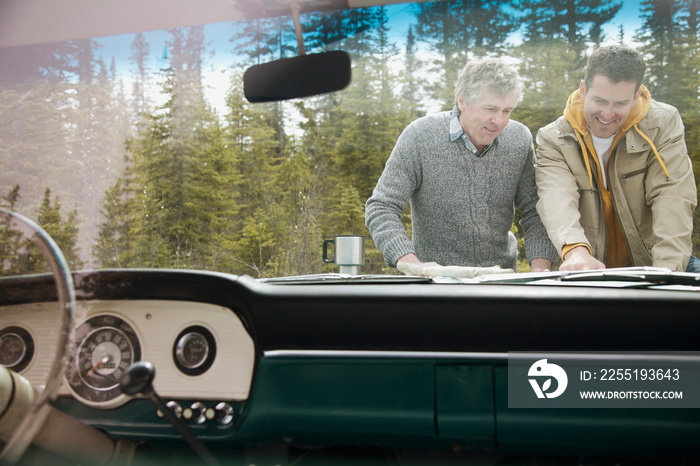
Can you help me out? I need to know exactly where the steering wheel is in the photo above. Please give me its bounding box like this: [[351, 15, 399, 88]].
[[0, 208, 76, 463]]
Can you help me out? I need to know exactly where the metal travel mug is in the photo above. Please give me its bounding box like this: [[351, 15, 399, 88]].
[[322, 235, 365, 275]]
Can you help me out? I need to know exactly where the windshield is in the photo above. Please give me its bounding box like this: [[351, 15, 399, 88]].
[[0, 0, 697, 279]]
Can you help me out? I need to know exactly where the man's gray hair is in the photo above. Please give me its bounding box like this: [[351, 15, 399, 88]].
[[454, 56, 523, 107]]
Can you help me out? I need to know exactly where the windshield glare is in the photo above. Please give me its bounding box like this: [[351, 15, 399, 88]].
[[0, 0, 697, 278]]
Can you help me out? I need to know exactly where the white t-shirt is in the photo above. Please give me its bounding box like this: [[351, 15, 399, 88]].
[[591, 131, 616, 188]]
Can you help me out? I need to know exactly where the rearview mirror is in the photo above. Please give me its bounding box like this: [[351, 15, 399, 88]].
[[244, 51, 351, 103]]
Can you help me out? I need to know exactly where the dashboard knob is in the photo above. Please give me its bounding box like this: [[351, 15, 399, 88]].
[[189, 402, 207, 424], [119, 360, 155, 396], [215, 402, 234, 425], [166, 401, 183, 419], [156, 400, 182, 419]]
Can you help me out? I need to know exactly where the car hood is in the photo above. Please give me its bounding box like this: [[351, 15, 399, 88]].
[[260, 267, 700, 291]]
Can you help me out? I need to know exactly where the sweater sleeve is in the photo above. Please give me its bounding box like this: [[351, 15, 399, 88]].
[[365, 124, 422, 267], [515, 132, 559, 264]]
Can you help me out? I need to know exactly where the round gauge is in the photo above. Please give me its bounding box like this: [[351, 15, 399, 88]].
[[67, 315, 141, 403], [0, 326, 34, 372], [173, 326, 216, 376]]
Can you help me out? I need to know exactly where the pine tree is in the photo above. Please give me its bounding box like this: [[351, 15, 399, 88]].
[[35, 188, 83, 270], [233, 206, 280, 277], [0, 186, 24, 277], [1, 188, 85, 274], [232, 16, 296, 64], [93, 160, 138, 268], [275, 132, 325, 275], [331, 6, 403, 198], [514, 0, 622, 109], [96, 27, 242, 270], [636, 0, 699, 114], [77, 53, 131, 268], [513, 0, 623, 133], [518, 0, 622, 60], [414, 0, 519, 108], [398, 25, 425, 118], [636, 0, 689, 110], [512, 38, 578, 131], [0, 46, 71, 214], [129, 32, 151, 120], [223, 71, 283, 275]]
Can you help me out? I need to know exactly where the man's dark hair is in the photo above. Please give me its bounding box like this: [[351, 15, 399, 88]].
[[584, 45, 646, 92]]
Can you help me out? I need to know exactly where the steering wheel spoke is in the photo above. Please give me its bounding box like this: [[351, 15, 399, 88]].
[[0, 209, 76, 463]]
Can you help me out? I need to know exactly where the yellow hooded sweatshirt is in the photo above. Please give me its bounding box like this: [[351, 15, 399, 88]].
[[562, 85, 669, 268]]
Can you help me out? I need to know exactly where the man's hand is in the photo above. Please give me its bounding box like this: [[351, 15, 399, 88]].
[[396, 253, 440, 268], [530, 258, 552, 273], [560, 246, 605, 271], [396, 253, 441, 275]]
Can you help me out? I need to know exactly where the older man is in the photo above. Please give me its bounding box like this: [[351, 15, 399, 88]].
[[535, 45, 697, 272], [365, 56, 557, 275]]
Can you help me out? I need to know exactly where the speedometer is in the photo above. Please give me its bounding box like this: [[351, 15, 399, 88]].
[[67, 315, 141, 405]]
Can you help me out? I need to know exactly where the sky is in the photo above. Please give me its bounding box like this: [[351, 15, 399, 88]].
[[93, 0, 646, 116]]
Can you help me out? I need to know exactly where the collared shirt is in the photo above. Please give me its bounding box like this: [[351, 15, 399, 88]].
[[448, 107, 497, 157]]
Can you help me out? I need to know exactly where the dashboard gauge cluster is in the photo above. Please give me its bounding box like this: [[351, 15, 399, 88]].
[[0, 299, 256, 410]]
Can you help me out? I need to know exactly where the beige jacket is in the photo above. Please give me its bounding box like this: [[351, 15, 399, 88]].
[[535, 87, 697, 271]]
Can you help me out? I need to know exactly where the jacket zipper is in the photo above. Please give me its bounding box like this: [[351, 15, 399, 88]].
[[620, 167, 646, 183]]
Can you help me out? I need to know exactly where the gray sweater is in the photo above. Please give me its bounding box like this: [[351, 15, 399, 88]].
[[365, 110, 557, 269]]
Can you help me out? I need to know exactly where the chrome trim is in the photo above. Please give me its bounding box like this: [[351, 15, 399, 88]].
[[264, 350, 510, 359], [264, 350, 700, 363]]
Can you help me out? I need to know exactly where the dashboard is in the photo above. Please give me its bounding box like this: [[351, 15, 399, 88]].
[[2, 269, 700, 462]]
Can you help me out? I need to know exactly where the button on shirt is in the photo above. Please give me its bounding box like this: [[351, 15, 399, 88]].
[[448, 107, 497, 157]]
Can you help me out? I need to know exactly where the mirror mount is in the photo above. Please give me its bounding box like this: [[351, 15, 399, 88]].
[[290, 0, 306, 55]]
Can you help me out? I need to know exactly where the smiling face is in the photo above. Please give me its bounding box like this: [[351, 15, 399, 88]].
[[580, 74, 642, 139], [457, 88, 516, 153]]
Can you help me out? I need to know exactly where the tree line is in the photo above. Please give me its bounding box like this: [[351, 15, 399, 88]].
[[1, 0, 698, 277]]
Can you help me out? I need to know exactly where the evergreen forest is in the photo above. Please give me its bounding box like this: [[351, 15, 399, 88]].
[[1, 0, 698, 277]]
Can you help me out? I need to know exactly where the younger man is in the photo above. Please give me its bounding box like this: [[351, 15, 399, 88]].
[[535, 45, 697, 272]]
